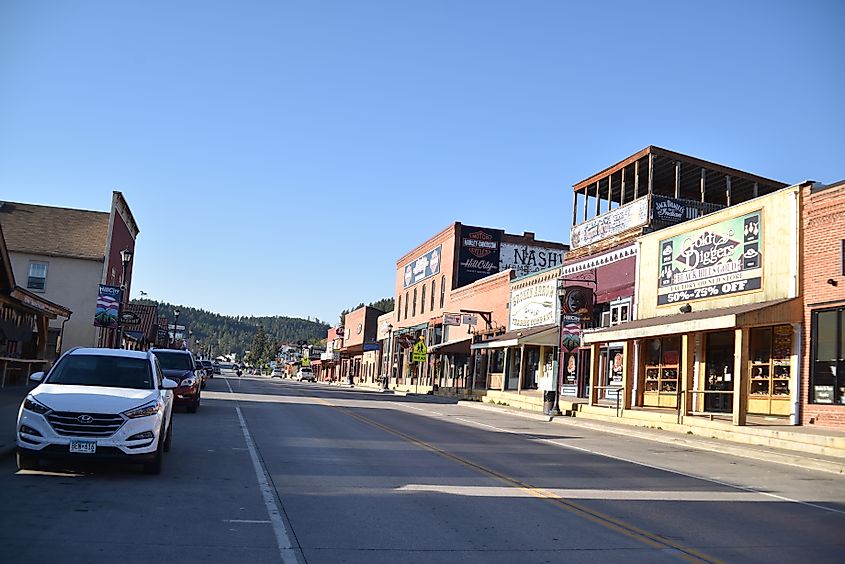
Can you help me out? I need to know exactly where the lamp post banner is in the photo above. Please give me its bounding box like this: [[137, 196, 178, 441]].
[[94, 284, 122, 329]]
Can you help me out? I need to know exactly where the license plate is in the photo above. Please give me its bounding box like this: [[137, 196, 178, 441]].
[[69, 440, 97, 454]]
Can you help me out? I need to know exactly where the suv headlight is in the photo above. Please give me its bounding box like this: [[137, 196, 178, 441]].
[[23, 397, 51, 415], [180, 376, 196, 387], [123, 400, 163, 419]]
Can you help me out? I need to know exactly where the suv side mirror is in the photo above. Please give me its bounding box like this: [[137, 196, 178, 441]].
[[29, 371, 45, 382], [161, 378, 178, 390]]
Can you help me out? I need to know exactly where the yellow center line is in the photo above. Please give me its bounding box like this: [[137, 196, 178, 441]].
[[317, 397, 721, 564]]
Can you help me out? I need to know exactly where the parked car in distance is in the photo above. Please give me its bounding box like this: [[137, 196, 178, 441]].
[[16, 347, 177, 474], [150, 348, 202, 413], [271, 366, 284, 378], [212, 363, 221, 375], [297, 366, 315, 382]]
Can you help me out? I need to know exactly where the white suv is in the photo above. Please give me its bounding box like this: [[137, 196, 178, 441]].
[[16, 348, 177, 474], [297, 366, 315, 382]]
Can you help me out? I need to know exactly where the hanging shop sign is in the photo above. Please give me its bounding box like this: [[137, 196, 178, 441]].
[[570, 198, 649, 250], [560, 314, 582, 352], [403, 245, 442, 289], [94, 284, 122, 329], [500, 243, 565, 277], [561, 286, 594, 320], [462, 314, 477, 326], [456, 225, 502, 287], [510, 280, 557, 329], [119, 311, 142, 326], [443, 313, 462, 326], [658, 210, 762, 305]]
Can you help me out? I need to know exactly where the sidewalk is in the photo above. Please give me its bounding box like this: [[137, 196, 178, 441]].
[[0, 385, 30, 458]]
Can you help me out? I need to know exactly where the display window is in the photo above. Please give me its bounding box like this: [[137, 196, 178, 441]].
[[643, 336, 680, 408], [748, 325, 792, 416], [810, 308, 845, 405]]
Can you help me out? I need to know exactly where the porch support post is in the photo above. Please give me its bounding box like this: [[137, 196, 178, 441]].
[[606, 174, 612, 211], [753, 182, 759, 198], [620, 167, 626, 205], [732, 327, 749, 426], [517, 344, 525, 394], [681, 333, 695, 420], [674, 161, 681, 199], [648, 153, 654, 197], [36, 315, 49, 360], [572, 189, 579, 227], [589, 343, 600, 405], [634, 160, 640, 199], [584, 187, 589, 222], [700, 168, 706, 202], [621, 340, 633, 411], [594, 181, 601, 217], [501, 348, 508, 392], [726, 175, 732, 206]]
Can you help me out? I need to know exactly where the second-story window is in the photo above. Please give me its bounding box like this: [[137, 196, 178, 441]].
[[439, 275, 446, 308], [421, 285, 427, 314], [412, 288, 417, 317], [431, 280, 436, 310], [27, 262, 48, 291], [397, 295, 402, 321], [404, 291, 409, 320]]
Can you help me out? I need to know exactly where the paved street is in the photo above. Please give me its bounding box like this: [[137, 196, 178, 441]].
[[2, 373, 845, 563]]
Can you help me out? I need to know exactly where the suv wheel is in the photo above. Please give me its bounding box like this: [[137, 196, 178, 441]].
[[16, 448, 39, 471], [143, 436, 165, 475]]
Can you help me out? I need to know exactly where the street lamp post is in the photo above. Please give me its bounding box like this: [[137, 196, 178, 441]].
[[171, 309, 181, 347], [117, 248, 133, 348], [384, 324, 393, 390]]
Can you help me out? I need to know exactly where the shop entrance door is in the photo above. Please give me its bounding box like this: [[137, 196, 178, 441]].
[[578, 348, 592, 398], [704, 331, 734, 413]]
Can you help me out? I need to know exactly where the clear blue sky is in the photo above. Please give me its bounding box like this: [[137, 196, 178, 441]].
[[2, 1, 843, 324]]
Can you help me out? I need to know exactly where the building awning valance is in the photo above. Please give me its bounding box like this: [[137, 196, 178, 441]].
[[471, 324, 559, 350], [428, 337, 472, 355], [582, 298, 801, 344]]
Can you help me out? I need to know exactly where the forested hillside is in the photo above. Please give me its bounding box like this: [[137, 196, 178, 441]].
[[132, 299, 330, 359]]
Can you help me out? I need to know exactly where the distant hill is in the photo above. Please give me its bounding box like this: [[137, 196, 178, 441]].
[[131, 299, 330, 359]]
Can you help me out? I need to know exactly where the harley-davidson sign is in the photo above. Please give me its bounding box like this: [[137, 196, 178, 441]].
[[456, 225, 502, 287], [658, 210, 762, 305]]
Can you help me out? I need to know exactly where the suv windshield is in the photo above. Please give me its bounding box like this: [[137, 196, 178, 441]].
[[47, 355, 153, 389], [154, 351, 194, 371]]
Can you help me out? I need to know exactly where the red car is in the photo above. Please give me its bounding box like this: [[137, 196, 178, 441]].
[[150, 348, 202, 413]]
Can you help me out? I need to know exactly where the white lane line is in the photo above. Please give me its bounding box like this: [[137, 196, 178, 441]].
[[400, 402, 845, 517], [224, 519, 273, 524], [225, 379, 300, 563]]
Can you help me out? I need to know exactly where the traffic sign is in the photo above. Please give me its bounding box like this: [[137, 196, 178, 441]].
[[412, 338, 427, 362]]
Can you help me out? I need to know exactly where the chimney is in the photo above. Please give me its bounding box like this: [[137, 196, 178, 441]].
[[523, 231, 535, 240]]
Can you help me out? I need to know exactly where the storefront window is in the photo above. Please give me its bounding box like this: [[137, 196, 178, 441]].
[[749, 326, 792, 399], [811, 308, 845, 405], [491, 349, 505, 373], [644, 337, 679, 396]]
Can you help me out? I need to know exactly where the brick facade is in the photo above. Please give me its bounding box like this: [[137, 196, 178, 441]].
[[802, 180, 845, 428]]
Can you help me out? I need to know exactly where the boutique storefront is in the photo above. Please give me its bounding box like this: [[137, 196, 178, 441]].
[[581, 185, 803, 425]]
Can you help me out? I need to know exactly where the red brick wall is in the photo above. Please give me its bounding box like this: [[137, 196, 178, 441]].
[[801, 181, 845, 428]]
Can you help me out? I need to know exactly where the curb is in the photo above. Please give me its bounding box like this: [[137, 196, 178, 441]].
[[457, 400, 845, 476]]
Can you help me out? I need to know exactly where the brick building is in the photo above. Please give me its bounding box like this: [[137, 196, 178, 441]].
[[390, 222, 568, 392], [802, 180, 845, 428]]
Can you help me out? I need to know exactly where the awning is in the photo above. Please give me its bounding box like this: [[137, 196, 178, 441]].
[[471, 324, 559, 350], [124, 330, 144, 342], [428, 337, 472, 355], [582, 298, 801, 344]]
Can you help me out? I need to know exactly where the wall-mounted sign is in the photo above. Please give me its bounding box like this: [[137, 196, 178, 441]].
[[363, 342, 381, 352], [462, 314, 477, 326], [570, 198, 649, 249], [561, 286, 594, 320], [119, 311, 142, 325], [500, 243, 565, 277], [510, 280, 557, 329], [403, 245, 442, 289], [560, 314, 582, 352], [94, 284, 122, 329], [457, 225, 502, 287], [443, 313, 462, 326], [658, 210, 762, 305]]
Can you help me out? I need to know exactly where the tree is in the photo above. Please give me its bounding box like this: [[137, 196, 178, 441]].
[[246, 326, 268, 367]]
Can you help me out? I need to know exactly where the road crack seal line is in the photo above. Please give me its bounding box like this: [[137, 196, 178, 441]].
[[225, 378, 304, 564], [317, 397, 719, 564]]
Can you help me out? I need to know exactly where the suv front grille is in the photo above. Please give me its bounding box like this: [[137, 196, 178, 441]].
[[47, 411, 125, 437]]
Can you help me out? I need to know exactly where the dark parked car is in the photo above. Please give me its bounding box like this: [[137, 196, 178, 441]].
[[150, 348, 202, 413], [212, 363, 221, 375]]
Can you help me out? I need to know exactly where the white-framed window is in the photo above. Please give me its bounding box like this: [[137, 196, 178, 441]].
[[27, 262, 48, 291], [609, 298, 631, 326]]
